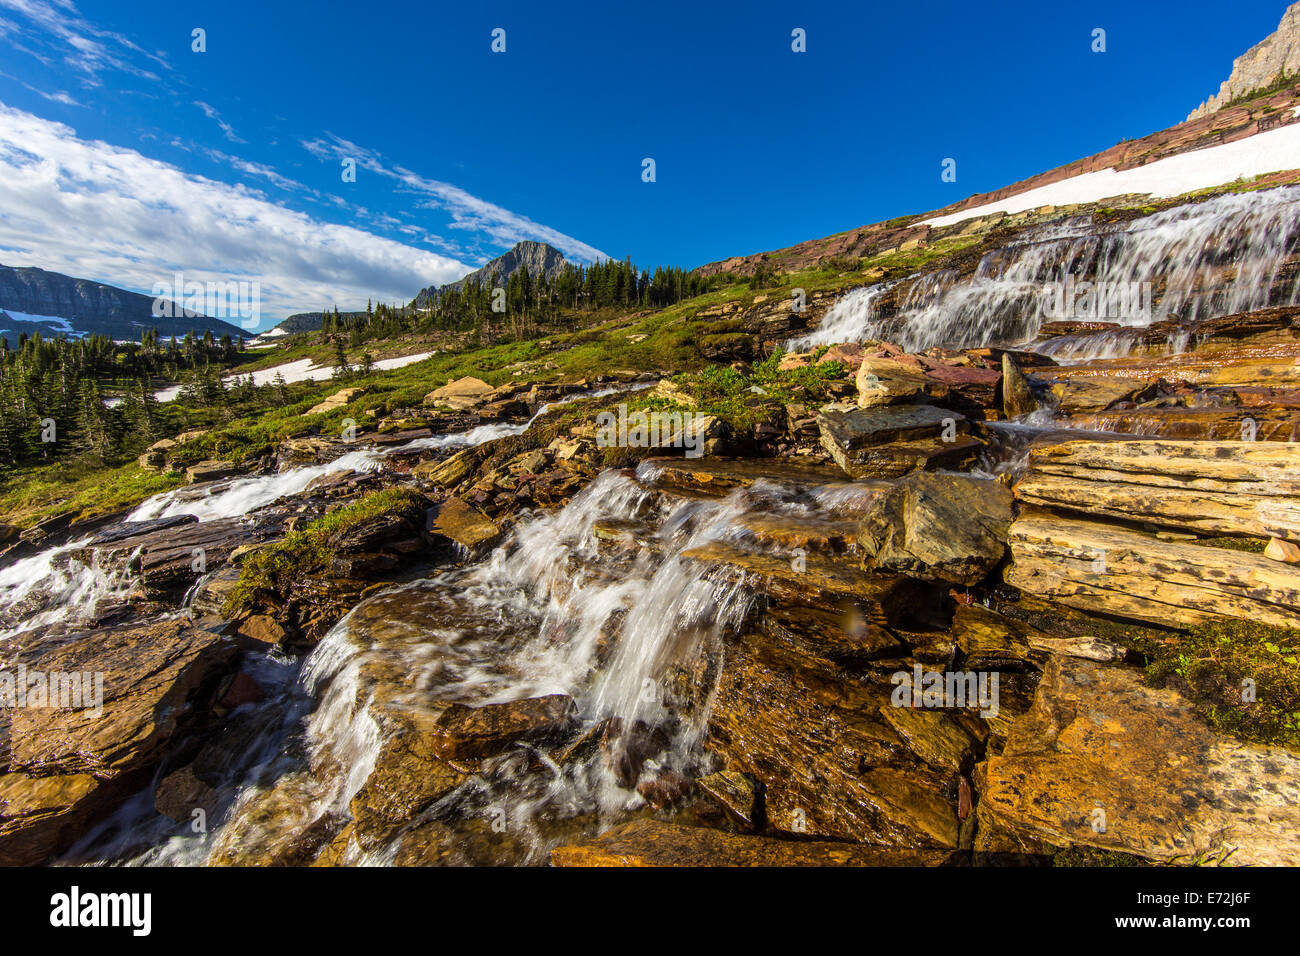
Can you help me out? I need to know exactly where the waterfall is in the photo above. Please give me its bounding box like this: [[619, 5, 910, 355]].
[[0, 539, 137, 641], [124, 383, 651, 525], [114, 462, 859, 865], [792, 185, 1300, 353]]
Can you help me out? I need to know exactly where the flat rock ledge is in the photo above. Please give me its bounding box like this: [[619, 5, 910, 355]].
[[977, 656, 1300, 866]]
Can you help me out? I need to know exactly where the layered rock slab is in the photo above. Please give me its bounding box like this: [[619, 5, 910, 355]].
[[977, 656, 1300, 865], [1014, 438, 1300, 541], [1006, 512, 1300, 628]]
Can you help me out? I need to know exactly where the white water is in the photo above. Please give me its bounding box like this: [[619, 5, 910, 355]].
[[0, 538, 138, 642], [794, 186, 1300, 353], [3, 384, 648, 649], [123, 461, 861, 865], [125, 385, 644, 524]]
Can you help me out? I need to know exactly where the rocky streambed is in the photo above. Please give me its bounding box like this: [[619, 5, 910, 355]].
[[4, 194, 1300, 867]]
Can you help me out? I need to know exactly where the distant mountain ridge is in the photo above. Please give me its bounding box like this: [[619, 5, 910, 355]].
[[0, 264, 246, 342], [412, 241, 570, 307], [271, 310, 370, 335]]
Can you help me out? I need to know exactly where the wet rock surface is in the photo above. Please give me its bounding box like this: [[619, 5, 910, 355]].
[[0, 619, 238, 864]]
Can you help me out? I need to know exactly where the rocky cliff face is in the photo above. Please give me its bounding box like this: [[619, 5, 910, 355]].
[[1189, 1, 1300, 120], [0, 264, 245, 342], [412, 241, 570, 306]]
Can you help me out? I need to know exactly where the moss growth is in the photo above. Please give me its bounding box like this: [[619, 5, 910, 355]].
[[1146, 618, 1300, 749], [1197, 535, 1268, 553], [0, 460, 186, 529], [225, 486, 425, 615], [1052, 846, 1153, 867], [667, 348, 848, 432]]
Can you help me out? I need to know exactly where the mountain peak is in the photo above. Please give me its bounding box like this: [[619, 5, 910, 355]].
[[1189, 1, 1300, 120], [412, 241, 571, 306]]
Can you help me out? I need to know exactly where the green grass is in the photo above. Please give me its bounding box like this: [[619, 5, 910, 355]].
[[1197, 535, 1268, 554], [0, 459, 185, 528], [225, 486, 425, 615], [1145, 618, 1300, 750]]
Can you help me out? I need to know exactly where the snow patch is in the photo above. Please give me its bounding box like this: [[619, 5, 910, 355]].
[[923, 122, 1300, 229]]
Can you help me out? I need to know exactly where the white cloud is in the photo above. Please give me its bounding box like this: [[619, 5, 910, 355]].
[[194, 100, 245, 144], [0, 0, 167, 84], [302, 134, 609, 264], [0, 104, 470, 320]]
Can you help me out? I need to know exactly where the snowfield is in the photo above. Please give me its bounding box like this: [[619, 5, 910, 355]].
[[153, 350, 436, 403], [923, 117, 1300, 229]]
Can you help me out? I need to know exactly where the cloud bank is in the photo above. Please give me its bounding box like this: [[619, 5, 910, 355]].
[[0, 104, 471, 321]]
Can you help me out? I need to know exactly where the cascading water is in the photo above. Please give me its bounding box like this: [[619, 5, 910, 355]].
[[792, 185, 1300, 354], [0, 539, 138, 641], [1, 385, 649, 651], [70, 459, 877, 866]]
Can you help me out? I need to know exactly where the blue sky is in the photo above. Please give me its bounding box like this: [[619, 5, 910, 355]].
[[0, 0, 1290, 327]]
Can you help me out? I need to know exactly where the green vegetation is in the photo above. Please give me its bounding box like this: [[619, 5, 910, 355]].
[[225, 486, 425, 615], [662, 348, 849, 432], [1220, 69, 1300, 111], [1146, 618, 1300, 750], [1052, 846, 1153, 867], [0, 329, 242, 471], [1198, 535, 1268, 554]]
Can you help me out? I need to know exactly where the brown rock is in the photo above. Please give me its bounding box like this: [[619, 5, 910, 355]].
[[978, 656, 1300, 864], [431, 695, 579, 761], [551, 819, 964, 866], [858, 472, 1013, 586], [425, 496, 501, 554], [1266, 537, 1300, 563]]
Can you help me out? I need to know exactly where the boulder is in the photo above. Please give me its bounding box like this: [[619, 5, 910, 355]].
[[1014, 439, 1300, 541], [817, 405, 976, 479], [413, 448, 478, 488], [1006, 512, 1300, 628], [306, 386, 366, 416], [424, 376, 494, 411], [185, 459, 240, 484], [1000, 354, 1038, 418], [1266, 537, 1300, 563], [855, 357, 933, 407], [138, 438, 176, 471], [695, 771, 762, 831], [425, 496, 501, 554], [1048, 376, 1154, 414], [858, 472, 1013, 585]]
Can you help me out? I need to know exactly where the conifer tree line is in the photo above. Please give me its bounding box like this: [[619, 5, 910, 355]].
[[0, 329, 242, 470], [318, 257, 715, 348]]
